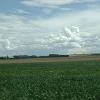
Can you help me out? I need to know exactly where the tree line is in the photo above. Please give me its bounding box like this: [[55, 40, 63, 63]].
[[0, 54, 69, 59]]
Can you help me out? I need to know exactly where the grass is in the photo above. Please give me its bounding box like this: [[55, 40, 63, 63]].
[[0, 60, 100, 100]]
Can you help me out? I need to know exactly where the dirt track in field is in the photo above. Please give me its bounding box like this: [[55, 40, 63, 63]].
[[0, 55, 100, 64]]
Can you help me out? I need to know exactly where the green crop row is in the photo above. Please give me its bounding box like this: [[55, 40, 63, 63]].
[[0, 61, 100, 100]]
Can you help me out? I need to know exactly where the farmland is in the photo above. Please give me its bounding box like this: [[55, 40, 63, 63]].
[[0, 60, 100, 100], [0, 55, 100, 64]]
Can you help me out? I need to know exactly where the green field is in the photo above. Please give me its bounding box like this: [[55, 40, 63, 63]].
[[0, 61, 100, 100]]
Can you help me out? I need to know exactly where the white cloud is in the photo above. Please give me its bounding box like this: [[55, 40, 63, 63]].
[[0, 7, 100, 55], [21, 0, 74, 7], [21, 0, 99, 8], [14, 9, 29, 15]]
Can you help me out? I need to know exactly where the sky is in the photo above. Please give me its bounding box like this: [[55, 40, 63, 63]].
[[0, 0, 100, 56]]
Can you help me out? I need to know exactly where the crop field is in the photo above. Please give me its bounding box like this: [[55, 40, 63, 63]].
[[0, 60, 100, 100]]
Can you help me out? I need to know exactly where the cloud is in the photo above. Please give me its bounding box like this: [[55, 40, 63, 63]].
[[0, 6, 100, 55], [13, 9, 29, 15], [0, 14, 43, 50], [21, 0, 99, 15], [21, 0, 74, 7], [21, 0, 99, 8]]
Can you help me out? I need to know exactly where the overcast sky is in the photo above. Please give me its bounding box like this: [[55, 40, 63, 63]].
[[0, 0, 100, 56]]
